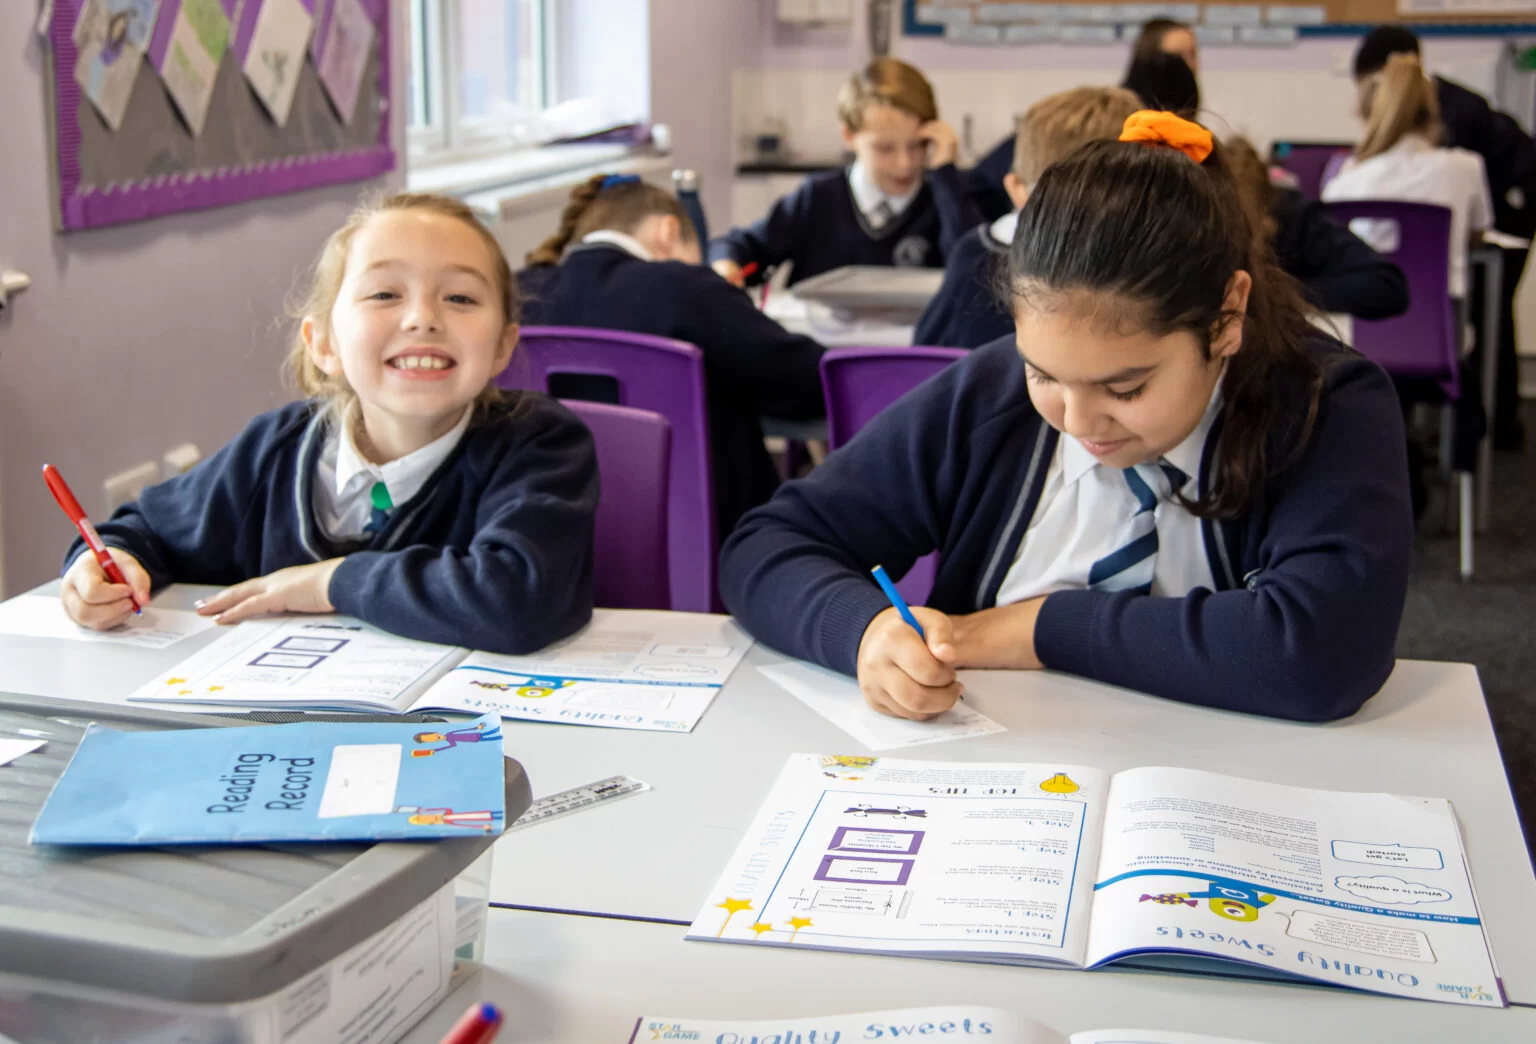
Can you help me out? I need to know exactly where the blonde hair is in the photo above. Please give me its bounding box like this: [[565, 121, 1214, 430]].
[[1013, 86, 1142, 185], [1356, 53, 1440, 162], [837, 57, 938, 130], [525, 174, 695, 268], [286, 192, 517, 418]]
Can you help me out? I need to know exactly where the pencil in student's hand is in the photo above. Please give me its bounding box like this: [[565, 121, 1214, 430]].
[[871, 564, 924, 639]]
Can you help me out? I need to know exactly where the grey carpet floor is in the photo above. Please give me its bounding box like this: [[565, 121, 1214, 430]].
[[1396, 401, 1536, 865]]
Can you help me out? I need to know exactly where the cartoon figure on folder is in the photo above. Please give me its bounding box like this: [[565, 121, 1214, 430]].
[[1139, 879, 1276, 922], [397, 806, 504, 832], [411, 721, 502, 757]]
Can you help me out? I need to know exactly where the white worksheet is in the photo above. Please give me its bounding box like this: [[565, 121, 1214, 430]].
[[0, 595, 216, 649]]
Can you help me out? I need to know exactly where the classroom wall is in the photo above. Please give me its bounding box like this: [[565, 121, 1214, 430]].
[[0, 2, 409, 597]]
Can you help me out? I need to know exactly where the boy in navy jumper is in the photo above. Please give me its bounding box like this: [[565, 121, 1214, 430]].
[[710, 57, 981, 289], [520, 174, 826, 538], [722, 114, 1411, 725], [61, 194, 597, 654], [916, 86, 1141, 350]]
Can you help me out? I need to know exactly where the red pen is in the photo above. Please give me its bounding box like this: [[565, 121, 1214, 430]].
[[439, 1002, 502, 1044], [43, 464, 142, 615]]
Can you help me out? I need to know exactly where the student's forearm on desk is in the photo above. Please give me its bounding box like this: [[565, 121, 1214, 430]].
[[951, 597, 1045, 670]]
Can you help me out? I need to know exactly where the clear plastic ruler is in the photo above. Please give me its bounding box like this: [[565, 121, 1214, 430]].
[[508, 774, 650, 831]]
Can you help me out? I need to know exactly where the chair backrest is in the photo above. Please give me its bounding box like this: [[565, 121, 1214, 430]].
[[1270, 141, 1352, 199], [1321, 200, 1459, 395], [562, 400, 672, 611], [500, 326, 716, 611], [818, 346, 968, 607], [820, 346, 969, 451], [1319, 150, 1350, 195]]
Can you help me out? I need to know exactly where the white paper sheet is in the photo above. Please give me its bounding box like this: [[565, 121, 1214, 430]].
[[761, 660, 1006, 751], [0, 739, 47, 767], [0, 595, 216, 649]]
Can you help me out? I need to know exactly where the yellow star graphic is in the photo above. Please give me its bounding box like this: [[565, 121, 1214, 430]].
[[713, 896, 752, 937], [787, 916, 812, 930], [748, 921, 774, 938], [165, 677, 186, 686], [207, 685, 224, 692], [178, 690, 193, 696]]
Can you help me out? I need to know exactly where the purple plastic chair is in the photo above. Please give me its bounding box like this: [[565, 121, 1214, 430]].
[[1322, 200, 1474, 579], [820, 347, 968, 604], [562, 400, 672, 611], [1270, 141, 1352, 200], [500, 327, 716, 611], [1319, 150, 1350, 195]]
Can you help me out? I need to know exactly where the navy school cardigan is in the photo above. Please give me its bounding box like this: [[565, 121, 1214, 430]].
[[719, 333, 1413, 722], [65, 394, 598, 654]]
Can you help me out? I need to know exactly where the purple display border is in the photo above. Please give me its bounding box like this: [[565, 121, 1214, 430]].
[[828, 826, 925, 856], [51, 0, 394, 232], [814, 854, 916, 887]]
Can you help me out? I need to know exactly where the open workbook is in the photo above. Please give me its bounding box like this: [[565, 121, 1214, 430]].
[[687, 755, 1503, 1007], [126, 611, 750, 733], [630, 1009, 1268, 1044]]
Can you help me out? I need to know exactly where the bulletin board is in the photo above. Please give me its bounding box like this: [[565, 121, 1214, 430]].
[[45, 0, 394, 233], [905, 0, 1536, 41]]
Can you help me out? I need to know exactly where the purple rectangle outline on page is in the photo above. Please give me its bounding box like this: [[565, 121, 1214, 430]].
[[814, 854, 915, 886], [53, 0, 393, 232], [828, 826, 924, 856]]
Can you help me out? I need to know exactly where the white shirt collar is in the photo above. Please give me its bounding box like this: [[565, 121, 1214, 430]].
[[848, 160, 920, 227], [335, 402, 474, 508], [579, 229, 654, 261], [989, 210, 1020, 246], [1060, 370, 1225, 491]]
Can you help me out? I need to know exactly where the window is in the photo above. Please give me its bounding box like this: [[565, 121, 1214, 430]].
[[408, 0, 555, 164]]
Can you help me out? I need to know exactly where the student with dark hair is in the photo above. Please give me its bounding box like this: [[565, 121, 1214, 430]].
[[1122, 51, 1201, 118], [1353, 24, 1536, 448], [1224, 136, 1408, 319], [519, 174, 826, 539], [964, 19, 1202, 222], [721, 112, 1412, 725]]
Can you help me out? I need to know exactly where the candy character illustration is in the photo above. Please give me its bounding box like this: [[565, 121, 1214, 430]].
[[1139, 880, 1276, 922], [845, 804, 926, 819], [820, 754, 876, 780], [399, 807, 503, 832], [1039, 772, 1080, 794], [410, 721, 502, 757], [464, 674, 577, 698]]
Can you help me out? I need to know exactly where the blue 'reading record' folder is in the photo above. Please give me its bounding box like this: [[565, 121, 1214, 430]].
[[30, 713, 508, 845]]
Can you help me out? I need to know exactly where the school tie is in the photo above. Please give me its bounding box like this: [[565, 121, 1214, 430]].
[[364, 480, 394, 535], [1086, 461, 1188, 595], [873, 200, 896, 227]]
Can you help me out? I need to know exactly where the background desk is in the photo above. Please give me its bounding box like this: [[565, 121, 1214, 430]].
[[398, 909, 1536, 1043], [1, 586, 1532, 1005]]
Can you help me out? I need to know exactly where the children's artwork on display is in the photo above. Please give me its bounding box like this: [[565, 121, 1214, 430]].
[[147, 0, 231, 136], [315, 0, 373, 122], [238, 0, 315, 128], [73, 0, 161, 130], [45, 0, 393, 231]]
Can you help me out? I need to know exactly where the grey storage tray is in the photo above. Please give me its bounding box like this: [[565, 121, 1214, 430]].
[[787, 264, 946, 312], [0, 692, 531, 1005]]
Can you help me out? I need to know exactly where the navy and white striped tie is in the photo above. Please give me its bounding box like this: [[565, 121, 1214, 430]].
[[1087, 461, 1187, 595]]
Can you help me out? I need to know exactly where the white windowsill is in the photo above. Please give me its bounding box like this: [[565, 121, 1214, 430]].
[[407, 144, 675, 221]]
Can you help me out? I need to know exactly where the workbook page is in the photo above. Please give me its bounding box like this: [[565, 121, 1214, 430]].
[[411, 610, 751, 732], [630, 1008, 1061, 1044], [687, 754, 1109, 966], [1083, 767, 1502, 1007], [128, 617, 465, 712]]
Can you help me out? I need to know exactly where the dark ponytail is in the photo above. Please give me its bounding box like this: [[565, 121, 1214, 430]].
[[1008, 134, 1322, 520], [525, 173, 696, 268]]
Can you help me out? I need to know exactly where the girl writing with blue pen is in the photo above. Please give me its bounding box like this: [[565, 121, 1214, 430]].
[[721, 112, 1412, 724], [59, 193, 598, 654]]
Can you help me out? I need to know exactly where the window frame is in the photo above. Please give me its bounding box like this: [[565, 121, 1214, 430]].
[[407, 0, 556, 169]]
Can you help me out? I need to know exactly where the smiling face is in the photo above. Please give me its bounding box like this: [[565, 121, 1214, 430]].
[[843, 102, 928, 199], [306, 209, 516, 449], [1014, 279, 1247, 469]]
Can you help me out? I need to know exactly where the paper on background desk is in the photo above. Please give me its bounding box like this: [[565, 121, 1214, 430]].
[[0, 595, 216, 649], [760, 660, 1005, 750], [0, 739, 47, 767]]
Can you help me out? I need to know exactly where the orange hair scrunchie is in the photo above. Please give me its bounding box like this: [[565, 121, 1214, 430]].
[[1119, 110, 1213, 164]]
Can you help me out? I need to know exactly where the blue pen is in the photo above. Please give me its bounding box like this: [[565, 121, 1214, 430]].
[[871, 565, 924, 639]]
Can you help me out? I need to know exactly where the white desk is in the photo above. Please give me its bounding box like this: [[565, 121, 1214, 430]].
[[398, 909, 1536, 1042], [2, 586, 1533, 1005]]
